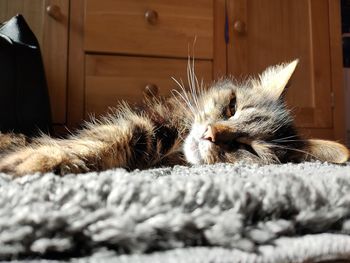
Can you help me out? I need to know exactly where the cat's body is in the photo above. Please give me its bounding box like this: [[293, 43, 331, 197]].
[[0, 60, 348, 176], [0, 96, 188, 175]]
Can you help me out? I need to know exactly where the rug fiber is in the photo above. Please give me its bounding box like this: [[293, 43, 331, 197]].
[[1, 162, 350, 262]]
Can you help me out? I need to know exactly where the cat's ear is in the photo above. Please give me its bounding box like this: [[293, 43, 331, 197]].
[[259, 59, 299, 100], [304, 139, 349, 163]]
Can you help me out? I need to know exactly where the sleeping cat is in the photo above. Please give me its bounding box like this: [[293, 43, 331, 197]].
[[0, 60, 348, 176]]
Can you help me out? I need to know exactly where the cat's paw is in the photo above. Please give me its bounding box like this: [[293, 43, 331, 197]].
[[0, 147, 89, 176]]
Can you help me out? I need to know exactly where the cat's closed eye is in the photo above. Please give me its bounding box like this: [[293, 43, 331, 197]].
[[222, 96, 237, 119]]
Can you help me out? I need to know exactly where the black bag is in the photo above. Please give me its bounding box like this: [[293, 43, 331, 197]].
[[0, 14, 52, 136]]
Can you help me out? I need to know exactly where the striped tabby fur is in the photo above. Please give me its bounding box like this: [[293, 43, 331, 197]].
[[0, 60, 348, 176]]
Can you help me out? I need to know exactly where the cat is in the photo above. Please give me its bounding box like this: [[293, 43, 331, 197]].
[[0, 60, 348, 176]]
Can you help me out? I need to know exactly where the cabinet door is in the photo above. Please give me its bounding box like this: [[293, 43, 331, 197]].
[[85, 0, 214, 59], [227, 0, 333, 132], [85, 55, 213, 117], [0, 0, 69, 125]]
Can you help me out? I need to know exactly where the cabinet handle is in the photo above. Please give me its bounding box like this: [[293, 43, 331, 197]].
[[233, 20, 246, 34], [145, 10, 158, 25], [46, 5, 63, 21], [144, 84, 159, 97]]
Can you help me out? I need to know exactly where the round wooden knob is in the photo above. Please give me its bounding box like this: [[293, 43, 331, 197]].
[[145, 10, 158, 25], [144, 84, 159, 97], [46, 5, 63, 21], [233, 20, 246, 34]]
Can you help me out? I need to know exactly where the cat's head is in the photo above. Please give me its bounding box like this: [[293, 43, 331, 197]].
[[183, 60, 349, 165]]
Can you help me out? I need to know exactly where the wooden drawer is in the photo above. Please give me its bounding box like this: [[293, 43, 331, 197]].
[[84, 0, 214, 59], [85, 55, 213, 117]]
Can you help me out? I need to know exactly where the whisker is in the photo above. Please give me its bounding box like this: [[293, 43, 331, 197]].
[[191, 58, 203, 112], [172, 76, 195, 110], [271, 134, 300, 142], [171, 98, 189, 113], [272, 139, 307, 143], [187, 56, 200, 113], [171, 77, 196, 113], [200, 78, 205, 97], [171, 89, 196, 116], [173, 90, 194, 113], [187, 39, 201, 115], [269, 143, 319, 160]]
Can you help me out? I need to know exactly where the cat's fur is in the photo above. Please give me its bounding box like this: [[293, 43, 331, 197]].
[[0, 60, 348, 176]]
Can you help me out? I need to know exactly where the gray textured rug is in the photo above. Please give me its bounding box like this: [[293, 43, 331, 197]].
[[1, 162, 350, 262]]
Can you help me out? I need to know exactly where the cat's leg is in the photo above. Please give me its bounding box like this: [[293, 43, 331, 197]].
[[0, 112, 175, 176]]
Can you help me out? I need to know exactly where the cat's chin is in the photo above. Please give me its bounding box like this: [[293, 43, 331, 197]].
[[184, 124, 218, 165]]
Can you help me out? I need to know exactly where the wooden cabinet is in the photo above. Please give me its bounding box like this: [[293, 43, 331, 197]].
[[83, 0, 215, 118], [226, 0, 345, 141], [0, 0, 69, 126], [68, 0, 226, 125]]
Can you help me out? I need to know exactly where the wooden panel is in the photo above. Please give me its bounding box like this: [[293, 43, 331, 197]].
[[6, 1, 24, 19], [85, 55, 213, 117], [53, 124, 69, 137], [84, 0, 213, 59], [227, 0, 333, 129], [213, 0, 227, 78], [329, 0, 346, 143], [67, 0, 85, 128], [298, 128, 334, 141], [0, 1, 8, 23], [42, 0, 69, 124]]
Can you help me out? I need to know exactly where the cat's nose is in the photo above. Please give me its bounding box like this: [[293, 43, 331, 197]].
[[202, 125, 216, 142]]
